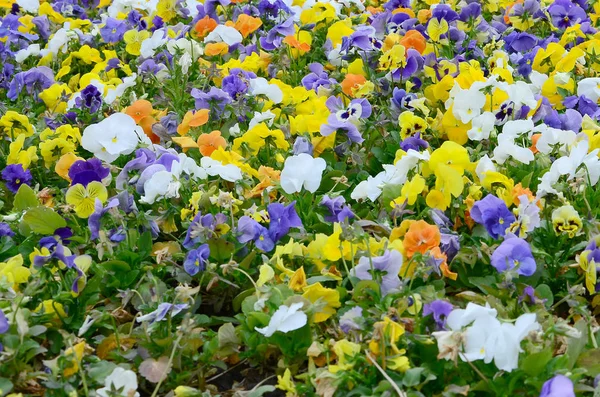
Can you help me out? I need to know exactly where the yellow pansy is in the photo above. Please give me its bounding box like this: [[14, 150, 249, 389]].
[[552, 205, 582, 238], [289, 267, 307, 291], [390, 174, 426, 208], [398, 111, 427, 139], [329, 339, 361, 373], [39, 84, 72, 114], [39, 138, 77, 168], [35, 299, 67, 322], [427, 18, 448, 42], [0, 111, 34, 138], [232, 123, 289, 156], [123, 29, 150, 56], [0, 254, 31, 290], [63, 342, 86, 377], [257, 264, 274, 287], [369, 316, 406, 355], [65, 182, 108, 218], [7, 134, 38, 169], [326, 19, 354, 47], [302, 282, 341, 323], [301, 3, 337, 26]]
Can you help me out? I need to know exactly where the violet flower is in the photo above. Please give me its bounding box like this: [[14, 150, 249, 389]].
[[191, 87, 232, 117], [351, 250, 402, 296], [339, 307, 363, 333], [548, 0, 587, 29], [539, 375, 575, 397], [69, 158, 110, 187], [320, 195, 355, 223], [423, 300, 453, 330], [183, 244, 210, 276], [2, 164, 32, 193], [490, 237, 536, 276], [320, 97, 372, 144], [136, 303, 189, 323], [470, 194, 515, 239]]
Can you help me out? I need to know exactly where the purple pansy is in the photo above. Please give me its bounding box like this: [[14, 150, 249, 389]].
[[191, 87, 232, 117], [539, 375, 575, 397], [2, 164, 32, 193], [548, 0, 587, 30], [320, 195, 355, 223], [351, 250, 402, 296], [490, 237, 536, 276], [69, 158, 110, 187], [423, 299, 453, 330], [470, 194, 515, 239], [183, 244, 210, 276], [320, 97, 372, 144]]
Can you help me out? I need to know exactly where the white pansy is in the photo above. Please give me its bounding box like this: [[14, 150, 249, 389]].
[[81, 113, 145, 163], [249, 78, 283, 104], [204, 25, 243, 46], [16, 0, 40, 13], [140, 29, 168, 59], [280, 153, 327, 194], [475, 155, 496, 181], [533, 124, 576, 154], [255, 302, 308, 337], [467, 112, 496, 141], [97, 367, 140, 397], [200, 157, 243, 182], [105, 73, 139, 105], [434, 303, 540, 373], [15, 44, 41, 63], [449, 84, 486, 124], [577, 78, 600, 102], [249, 110, 277, 129]]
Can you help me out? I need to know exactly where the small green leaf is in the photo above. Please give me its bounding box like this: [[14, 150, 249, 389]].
[[13, 184, 38, 211], [100, 260, 131, 272], [0, 378, 14, 397], [22, 207, 66, 235], [535, 284, 554, 308], [208, 238, 234, 262], [577, 348, 600, 376], [248, 385, 276, 397], [521, 348, 552, 376]]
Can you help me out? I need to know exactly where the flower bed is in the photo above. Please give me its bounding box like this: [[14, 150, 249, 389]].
[[0, 0, 599, 396]]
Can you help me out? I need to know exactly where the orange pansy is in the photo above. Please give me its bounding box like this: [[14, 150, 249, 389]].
[[403, 220, 441, 258], [197, 130, 227, 156], [125, 99, 153, 123], [341, 74, 367, 97], [399, 30, 426, 54], [194, 16, 218, 38], [177, 109, 210, 136], [234, 14, 262, 38]]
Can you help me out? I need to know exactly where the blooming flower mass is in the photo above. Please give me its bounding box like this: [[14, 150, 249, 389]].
[[0, 0, 599, 395]]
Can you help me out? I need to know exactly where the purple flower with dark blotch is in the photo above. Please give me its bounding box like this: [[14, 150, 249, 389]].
[[88, 198, 119, 240], [267, 201, 302, 241], [423, 300, 453, 330], [127, 10, 147, 30], [54, 227, 72, 244], [2, 164, 32, 193], [292, 136, 313, 155], [191, 87, 232, 116], [75, 84, 103, 113], [351, 250, 402, 296], [339, 306, 363, 333], [321, 98, 372, 144], [320, 195, 355, 223], [470, 194, 515, 239], [390, 49, 422, 80], [391, 88, 417, 112], [183, 244, 210, 276], [69, 158, 110, 187], [100, 18, 127, 43], [490, 237, 536, 276], [539, 375, 575, 397], [548, 0, 587, 29], [257, 0, 291, 18], [400, 133, 429, 151]]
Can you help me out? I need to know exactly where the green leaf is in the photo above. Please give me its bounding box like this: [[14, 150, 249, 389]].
[[567, 319, 589, 369], [208, 238, 234, 262], [233, 289, 255, 312], [403, 367, 425, 387], [138, 231, 153, 259], [100, 260, 131, 272], [520, 348, 552, 376], [535, 284, 554, 308], [0, 378, 13, 397], [13, 184, 38, 211], [248, 385, 276, 397], [22, 207, 66, 235], [577, 348, 600, 376]]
